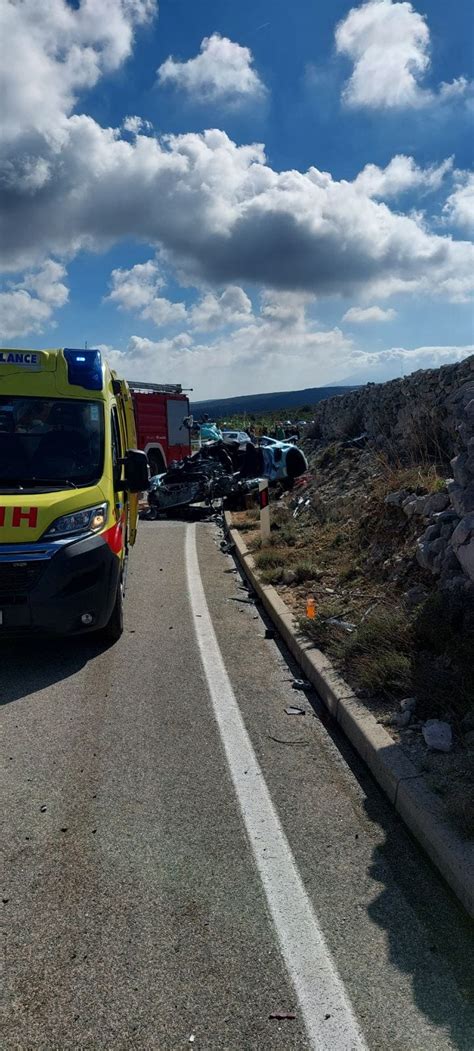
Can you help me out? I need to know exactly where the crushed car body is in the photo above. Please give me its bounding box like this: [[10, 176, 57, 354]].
[[147, 437, 308, 514]]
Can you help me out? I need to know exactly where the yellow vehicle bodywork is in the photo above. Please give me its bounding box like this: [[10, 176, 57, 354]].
[[0, 348, 143, 637]]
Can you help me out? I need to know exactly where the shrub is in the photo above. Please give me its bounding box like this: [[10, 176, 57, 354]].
[[293, 560, 323, 583], [254, 550, 286, 570], [340, 609, 413, 698]]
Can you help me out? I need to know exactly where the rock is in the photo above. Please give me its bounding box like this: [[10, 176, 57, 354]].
[[448, 481, 474, 516], [423, 491, 450, 515], [402, 496, 418, 518], [450, 453, 471, 488], [453, 537, 474, 581], [414, 495, 429, 516], [451, 513, 474, 547], [451, 515, 474, 581], [282, 568, 297, 585], [404, 585, 428, 608], [390, 711, 412, 728], [433, 510, 459, 523], [400, 697, 417, 712], [422, 524, 440, 543], [416, 540, 433, 570], [422, 719, 453, 752], [385, 489, 410, 508]]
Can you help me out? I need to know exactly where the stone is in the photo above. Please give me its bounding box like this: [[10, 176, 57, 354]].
[[385, 489, 410, 508], [450, 453, 471, 488], [422, 525, 440, 543], [390, 710, 412, 728], [416, 540, 433, 570], [448, 481, 474, 517], [451, 513, 474, 547], [422, 719, 453, 753], [422, 491, 450, 516], [400, 697, 417, 712], [453, 537, 474, 581], [415, 495, 432, 516], [403, 496, 418, 518], [404, 585, 428, 608], [433, 510, 459, 523], [282, 568, 297, 585]]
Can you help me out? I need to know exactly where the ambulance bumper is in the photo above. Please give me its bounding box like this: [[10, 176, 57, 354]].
[[0, 533, 121, 636]]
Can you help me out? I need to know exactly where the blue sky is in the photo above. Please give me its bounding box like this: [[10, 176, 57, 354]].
[[0, 0, 473, 397]]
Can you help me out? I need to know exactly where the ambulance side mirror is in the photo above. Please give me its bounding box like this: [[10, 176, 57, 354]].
[[124, 449, 149, 493]]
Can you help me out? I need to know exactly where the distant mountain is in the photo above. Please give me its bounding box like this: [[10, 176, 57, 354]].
[[192, 385, 358, 418]]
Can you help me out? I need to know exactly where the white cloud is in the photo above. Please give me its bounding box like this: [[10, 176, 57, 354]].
[[2, 123, 472, 303], [438, 77, 473, 103], [346, 344, 474, 380], [343, 305, 397, 323], [335, 1, 473, 111], [443, 172, 474, 236], [101, 292, 354, 399], [0, 0, 157, 145], [336, 1, 431, 109], [0, 2, 472, 320], [0, 259, 68, 338], [157, 33, 266, 105], [190, 286, 253, 330], [106, 260, 187, 325], [353, 155, 452, 198], [122, 115, 153, 135]]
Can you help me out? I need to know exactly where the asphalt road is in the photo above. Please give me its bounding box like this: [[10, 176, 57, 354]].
[[1, 519, 473, 1050]]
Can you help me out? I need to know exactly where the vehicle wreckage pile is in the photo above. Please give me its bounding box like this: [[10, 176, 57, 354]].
[[147, 437, 308, 515]]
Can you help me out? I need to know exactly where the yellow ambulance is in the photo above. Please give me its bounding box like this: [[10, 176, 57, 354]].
[[0, 348, 149, 640]]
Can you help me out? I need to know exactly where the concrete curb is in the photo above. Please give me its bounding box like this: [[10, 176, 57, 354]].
[[224, 512, 474, 918]]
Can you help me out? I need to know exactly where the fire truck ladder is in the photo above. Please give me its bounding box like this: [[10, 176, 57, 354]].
[[128, 381, 183, 394]]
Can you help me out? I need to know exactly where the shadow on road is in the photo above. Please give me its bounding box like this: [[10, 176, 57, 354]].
[[0, 637, 108, 707], [364, 788, 474, 1050]]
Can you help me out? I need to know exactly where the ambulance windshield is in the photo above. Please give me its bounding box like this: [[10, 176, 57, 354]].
[[0, 397, 104, 488]]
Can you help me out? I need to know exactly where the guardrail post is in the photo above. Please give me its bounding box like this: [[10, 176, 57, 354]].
[[259, 479, 270, 540]]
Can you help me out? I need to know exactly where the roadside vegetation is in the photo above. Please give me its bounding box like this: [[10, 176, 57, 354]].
[[230, 434, 474, 838]]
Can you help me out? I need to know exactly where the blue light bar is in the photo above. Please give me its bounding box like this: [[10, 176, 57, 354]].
[[64, 349, 103, 391]]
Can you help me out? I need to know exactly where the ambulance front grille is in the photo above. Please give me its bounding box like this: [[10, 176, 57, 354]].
[[0, 561, 45, 598]]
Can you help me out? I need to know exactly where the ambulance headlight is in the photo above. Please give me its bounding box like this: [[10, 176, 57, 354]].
[[43, 503, 108, 539]]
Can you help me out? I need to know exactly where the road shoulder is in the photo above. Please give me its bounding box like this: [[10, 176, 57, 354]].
[[225, 512, 474, 919]]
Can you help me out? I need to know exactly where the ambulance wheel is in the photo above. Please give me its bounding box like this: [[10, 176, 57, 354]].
[[100, 578, 124, 642]]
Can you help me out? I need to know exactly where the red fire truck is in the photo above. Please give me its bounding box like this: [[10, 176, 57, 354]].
[[128, 381, 191, 475]]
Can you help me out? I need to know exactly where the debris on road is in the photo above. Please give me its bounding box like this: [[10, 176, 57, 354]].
[[268, 735, 309, 746], [40, 805, 47, 813], [292, 678, 311, 691], [285, 705, 306, 716], [269, 1011, 296, 1020]]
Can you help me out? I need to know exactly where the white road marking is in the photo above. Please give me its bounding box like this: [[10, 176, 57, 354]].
[[185, 524, 367, 1051]]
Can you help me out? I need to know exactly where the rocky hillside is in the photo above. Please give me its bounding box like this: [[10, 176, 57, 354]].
[[309, 355, 474, 593]]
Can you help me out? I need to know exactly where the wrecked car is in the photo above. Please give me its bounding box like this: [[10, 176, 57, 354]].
[[146, 437, 308, 515]]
